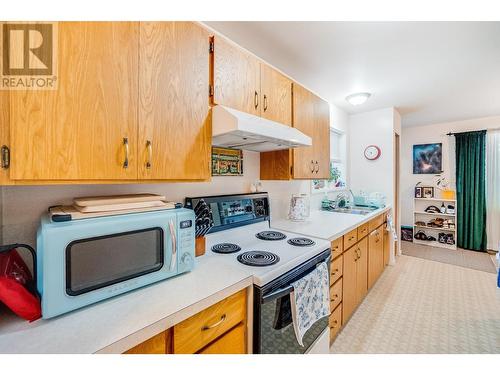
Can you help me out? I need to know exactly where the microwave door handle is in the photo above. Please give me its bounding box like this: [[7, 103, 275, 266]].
[[169, 220, 177, 271], [262, 285, 294, 304]]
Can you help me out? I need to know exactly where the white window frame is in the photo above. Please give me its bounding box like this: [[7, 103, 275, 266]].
[[311, 127, 347, 194]]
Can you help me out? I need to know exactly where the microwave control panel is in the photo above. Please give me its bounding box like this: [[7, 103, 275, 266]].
[[177, 212, 195, 273]]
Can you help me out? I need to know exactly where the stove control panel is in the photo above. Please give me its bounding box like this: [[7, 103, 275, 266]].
[[184, 192, 270, 234]]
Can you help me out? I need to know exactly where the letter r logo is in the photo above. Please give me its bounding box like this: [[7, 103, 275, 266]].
[[2, 23, 53, 75]]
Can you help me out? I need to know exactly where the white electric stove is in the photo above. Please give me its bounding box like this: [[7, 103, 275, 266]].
[[185, 192, 331, 354], [204, 221, 330, 286]]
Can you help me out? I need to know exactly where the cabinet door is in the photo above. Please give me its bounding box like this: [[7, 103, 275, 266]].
[[356, 237, 368, 304], [139, 22, 210, 180], [213, 36, 260, 116], [197, 323, 246, 354], [383, 227, 390, 266], [260, 64, 292, 125], [124, 329, 173, 354], [9, 22, 139, 180], [368, 228, 384, 289], [0, 91, 9, 183], [342, 246, 357, 323], [292, 83, 315, 178], [313, 95, 330, 179]]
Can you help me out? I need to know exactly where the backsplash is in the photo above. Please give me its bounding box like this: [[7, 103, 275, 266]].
[[0, 151, 333, 249]]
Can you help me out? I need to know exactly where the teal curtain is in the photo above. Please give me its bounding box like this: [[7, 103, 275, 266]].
[[455, 130, 487, 251]]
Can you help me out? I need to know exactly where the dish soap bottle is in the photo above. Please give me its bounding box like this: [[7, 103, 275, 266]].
[[440, 203, 446, 214]]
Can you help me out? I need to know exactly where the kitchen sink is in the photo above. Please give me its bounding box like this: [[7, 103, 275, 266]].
[[323, 206, 378, 215]]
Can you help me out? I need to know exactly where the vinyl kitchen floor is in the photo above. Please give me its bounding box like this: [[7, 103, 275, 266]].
[[330, 255, 500, 354]]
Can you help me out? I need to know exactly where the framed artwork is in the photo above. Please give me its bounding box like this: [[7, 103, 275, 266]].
[[415, 187, 422, 198], [413, 143, 442, 174], [422, 187, 434, 198], [211, 147, 243, 176]]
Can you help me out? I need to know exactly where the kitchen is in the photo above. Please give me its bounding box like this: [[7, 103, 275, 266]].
[[1, 1, 500, 373]]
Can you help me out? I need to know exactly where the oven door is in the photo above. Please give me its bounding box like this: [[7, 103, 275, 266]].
[[254, 250, 331, 354], [258, 286, 329, 354]]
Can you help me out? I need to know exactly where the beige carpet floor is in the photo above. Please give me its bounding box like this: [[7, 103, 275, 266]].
[[401, 241, 497, 274], [330, 255, 500, 353]]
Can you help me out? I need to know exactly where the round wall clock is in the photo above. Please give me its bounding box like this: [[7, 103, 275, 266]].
[[364, 145, 381, 160]]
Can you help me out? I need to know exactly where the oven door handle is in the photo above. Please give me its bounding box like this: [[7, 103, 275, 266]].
[[169, 219, 177, 271], [262, 285, 294, 304]]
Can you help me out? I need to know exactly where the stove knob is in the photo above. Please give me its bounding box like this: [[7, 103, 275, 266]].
[[181, 252, 194, 268]]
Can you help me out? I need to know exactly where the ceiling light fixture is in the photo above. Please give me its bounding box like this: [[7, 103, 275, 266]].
[[345, 92, 371, 106]]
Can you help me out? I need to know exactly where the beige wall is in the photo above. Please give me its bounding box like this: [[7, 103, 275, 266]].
[[400, 115, 500, 227]]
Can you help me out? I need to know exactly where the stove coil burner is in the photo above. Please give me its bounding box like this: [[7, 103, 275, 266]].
[[211, 243, 242, 254], [287, 237, 316, 247], [256, 231, 287, 241], [237, 251, 280, 267]]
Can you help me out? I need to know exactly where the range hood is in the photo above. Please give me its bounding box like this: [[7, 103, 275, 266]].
[[212, 105, 312, 152]]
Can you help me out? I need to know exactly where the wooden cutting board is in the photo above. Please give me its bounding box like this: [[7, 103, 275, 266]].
[[74, 200, 167, 213], [49, 202, 176, 222], [74, 194, 166, 207]]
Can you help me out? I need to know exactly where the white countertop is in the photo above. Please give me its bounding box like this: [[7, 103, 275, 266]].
[[272, 206, 391, 241], [0, 206, 389, 354], [0, 254, 254, 354]]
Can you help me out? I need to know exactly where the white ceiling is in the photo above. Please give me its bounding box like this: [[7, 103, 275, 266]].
[[205, 22, 500, 127]]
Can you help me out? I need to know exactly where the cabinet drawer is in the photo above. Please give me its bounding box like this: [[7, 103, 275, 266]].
[[330, 237, 343, 259], [329, 303, 342, 342], [197, 323, 246, 354], [343, 228, 358, 250], [369, 214, 384, 232], [174, 290, 246, 353], [330, 255, 343, 285], [329, 278, 343, 312], [357, 223, 369, 239]]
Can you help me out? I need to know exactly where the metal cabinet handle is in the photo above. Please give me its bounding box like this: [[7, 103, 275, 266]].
[[314, 161, 319, 173], [263, 94, 268, 111], [356, 248, 361, 259], [350, 236, 355, 240], [201, 314, 226, 331], [146, 140, 152, 169], [332, 268, 339, 274], [169, 220, 177, 271], [332, 319, 338, 327], [254, 91, 259, 109], [310, 160, 315, 173], [332, 294, 339, 299], [122, 138, 129, 169]]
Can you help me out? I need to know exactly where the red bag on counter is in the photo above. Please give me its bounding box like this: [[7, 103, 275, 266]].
[[0, 245, 41, 322]]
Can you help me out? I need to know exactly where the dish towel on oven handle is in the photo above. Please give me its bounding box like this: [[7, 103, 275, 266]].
[[290, 261, 330, 347]]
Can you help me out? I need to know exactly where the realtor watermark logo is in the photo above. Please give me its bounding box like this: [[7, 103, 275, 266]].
[[0, 22, 58, 90]]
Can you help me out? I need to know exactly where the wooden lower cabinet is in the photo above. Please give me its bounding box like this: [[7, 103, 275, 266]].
[[329, 278, 342, 312], [383, 224, 390, 266], [124, 290, 247, 354], [330, 255, 343, 285], [368, 226, 385, 289], [329, 303, 342, 343], [197, 323, 246, 354], [355, 237, 368, 305], [342, 237, 368, 324], [174, 289, 246, 353], [342, 245, 357, 323], [125, 329, 173, 354]]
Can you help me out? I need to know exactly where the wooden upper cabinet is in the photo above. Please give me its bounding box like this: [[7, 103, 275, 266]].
[[313, 94, 331, 179], [260, 64, 292, 126], [139, 22, 210, 180], [9, 22, 139, 180], [212, 35, 260, 116], [291, 83, 316, 178]]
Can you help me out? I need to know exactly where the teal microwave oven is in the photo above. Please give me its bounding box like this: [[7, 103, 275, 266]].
[[36, 208, 195, 319]]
